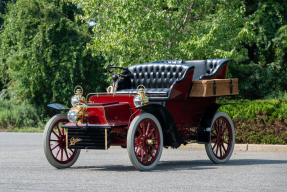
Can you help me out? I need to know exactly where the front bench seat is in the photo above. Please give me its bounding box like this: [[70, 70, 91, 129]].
[[116, 61, 191, 97]]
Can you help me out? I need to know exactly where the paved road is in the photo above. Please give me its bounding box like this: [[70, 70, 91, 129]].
[[1, 133, 287, 192]]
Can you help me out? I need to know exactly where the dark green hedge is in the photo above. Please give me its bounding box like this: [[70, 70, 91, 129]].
[[219, 99, 287, 144]]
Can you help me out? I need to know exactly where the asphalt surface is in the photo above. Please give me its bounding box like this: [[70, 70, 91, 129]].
[[1, 132, 287, 192]]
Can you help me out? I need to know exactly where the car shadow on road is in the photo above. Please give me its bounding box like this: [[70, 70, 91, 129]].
[[70, 160, 217, 172], [70, 158, 287, 172]]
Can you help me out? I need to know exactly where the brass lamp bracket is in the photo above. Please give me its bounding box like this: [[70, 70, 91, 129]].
[[136, 85, 149, 105], [74, 85, 85, 103]]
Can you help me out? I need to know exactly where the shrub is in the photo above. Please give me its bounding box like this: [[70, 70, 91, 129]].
[[0, 0, 108, 112], [0, 99, 46, 130], [219, 99, 287, 144]]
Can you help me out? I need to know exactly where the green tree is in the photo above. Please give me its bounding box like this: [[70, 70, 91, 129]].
[[229, 0, 287, 99], [69, 0, 254, 67], [0, 0, 107, 110], [70, 0, 287, 100]]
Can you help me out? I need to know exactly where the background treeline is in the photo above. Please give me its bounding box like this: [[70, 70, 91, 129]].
[[0, 0, 287, 144]]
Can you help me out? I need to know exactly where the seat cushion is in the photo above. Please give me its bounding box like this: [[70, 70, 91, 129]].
[[116, 88, 170, 97]]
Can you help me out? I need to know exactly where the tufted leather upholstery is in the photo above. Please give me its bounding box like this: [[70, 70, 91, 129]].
[[116, 62, 191, 97], [185, 59, 229, 80], [116, 59, 228, 97]]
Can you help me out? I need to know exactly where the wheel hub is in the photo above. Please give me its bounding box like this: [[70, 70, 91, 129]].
[[58, 134, 66, 148], [217, 132, 224, 145]]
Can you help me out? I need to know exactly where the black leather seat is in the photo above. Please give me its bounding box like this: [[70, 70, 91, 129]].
[[116, 61, 191, 97], [116, 59, 229, 97], [184, 59, 229, 80]]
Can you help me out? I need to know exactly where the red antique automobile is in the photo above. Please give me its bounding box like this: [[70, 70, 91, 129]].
[[43, 59, 238, 170]]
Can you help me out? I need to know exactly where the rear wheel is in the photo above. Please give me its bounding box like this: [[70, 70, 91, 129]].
[[43, 114, 80, 168], [127, 113, 163, 171], [205, 112, 235, 164]]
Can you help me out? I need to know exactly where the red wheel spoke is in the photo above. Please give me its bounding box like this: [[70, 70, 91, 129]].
[[222, 144, 227, 152], [145, 149, 148, 162], [215, 121, 219, 133], [56, 148, 60, 158], [211, 136, 217, 141], [137, 127, 143, 137], [61, 149, 63, 161], [52, 130, 60, 139], [222, 145, 223, 157], [222, 124, 228, 133], [50, 139, 58, 142], [148, 128, 155, 137], [221, 119, 224, 131], [148, 148, 153, 156], [51, 144, 59, 151], [152, 136, 158, 140], [216, 144, 219, 155], [141, 149, 144, 162], [56, 125, 62, 136], [146, 123, 150, 136], [136, 147, 142, 156], [141, 123, 145, 136], [224, 140, 229, 144], [135, 143, 141, 147], [64, 148, 69, 159], [212, 141, 218, 150]]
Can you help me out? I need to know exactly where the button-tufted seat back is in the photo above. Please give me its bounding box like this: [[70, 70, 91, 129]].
[[116, 61, 191, 97], [128, 63, 188, 89], [184, 59, 229, 80], [116, 59, 229, 97]]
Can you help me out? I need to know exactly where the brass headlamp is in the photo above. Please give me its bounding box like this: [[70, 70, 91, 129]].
[[133, 85, 149, 107], [68, 85, 88, 123]]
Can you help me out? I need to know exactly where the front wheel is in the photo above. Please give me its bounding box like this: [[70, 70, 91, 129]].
[[127, 113, 163, 171], [205, 112, 235, 164], [43, 114, 80, 168]]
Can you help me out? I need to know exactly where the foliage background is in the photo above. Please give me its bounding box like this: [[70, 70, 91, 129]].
[[70, 0, 287, 100], [0, 0, 107, 113], [0, 0, 287, 144]]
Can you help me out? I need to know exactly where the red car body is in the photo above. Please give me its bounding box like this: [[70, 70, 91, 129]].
[[43, 59, 237, 170]]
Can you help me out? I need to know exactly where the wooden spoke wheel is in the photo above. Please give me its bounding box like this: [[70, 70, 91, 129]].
[[205, 112, 235, 164], [127, 113, 163, 171], [43, 114, 80, 168]]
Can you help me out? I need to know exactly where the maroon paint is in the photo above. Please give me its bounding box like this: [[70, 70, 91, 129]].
[[165, 97, 216, 128], [205, 63, 229, 79], [169, 69, 194, 98], [89, 95, 136, 110]]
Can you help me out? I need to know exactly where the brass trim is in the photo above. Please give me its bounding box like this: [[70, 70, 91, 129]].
[[70, 137, 82, 146], [105, 129, 107, 150], [86, 92, 134, 101], [102, 107, 111, 126], [74, 85, 83, 95], [66, 128, 68, 149]]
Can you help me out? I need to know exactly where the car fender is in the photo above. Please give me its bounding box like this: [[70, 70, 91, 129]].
[[197, 103, 235, 144], [47, 103, 70, 110], [139, 104, 181, 148]]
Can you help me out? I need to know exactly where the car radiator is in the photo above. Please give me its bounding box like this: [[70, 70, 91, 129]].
[[66, 128, 111, 150]]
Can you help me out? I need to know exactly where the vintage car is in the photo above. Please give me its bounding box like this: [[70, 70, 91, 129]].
[[43, 59, 239, 170]]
